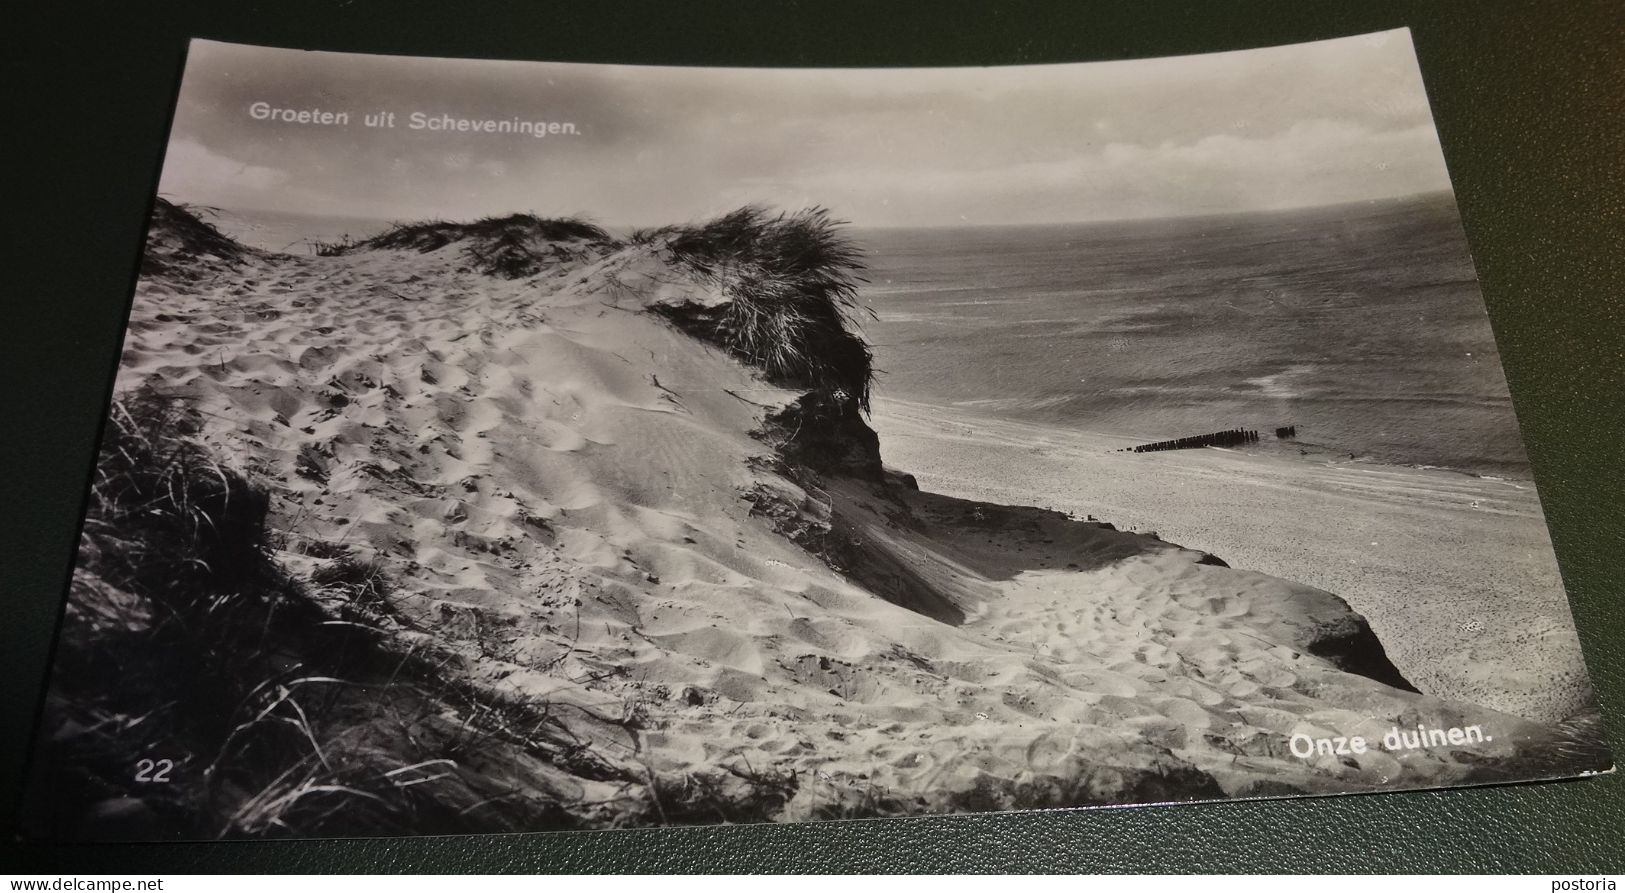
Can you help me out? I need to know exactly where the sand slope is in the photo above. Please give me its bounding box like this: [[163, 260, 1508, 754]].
[[100, 208, 1607, 824], [870, 398, 1595, 725]]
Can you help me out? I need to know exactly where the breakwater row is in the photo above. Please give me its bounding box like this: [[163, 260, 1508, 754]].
[[1125, 428, 1261, 453]]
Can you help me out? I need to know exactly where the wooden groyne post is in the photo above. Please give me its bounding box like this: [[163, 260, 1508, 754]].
[[1124, 427, 1261, 453]]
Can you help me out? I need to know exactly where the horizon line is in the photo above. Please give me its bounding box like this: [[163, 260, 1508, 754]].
[[197, 187, 1460, 234]]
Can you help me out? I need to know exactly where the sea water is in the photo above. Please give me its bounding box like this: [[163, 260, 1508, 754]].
[[201, 206, 398, 255], [209, 194, 1531, 478], [856, 193, 1532, 478]]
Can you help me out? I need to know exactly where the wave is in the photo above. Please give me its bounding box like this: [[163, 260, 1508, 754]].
[[860, 196, 1532, 478]]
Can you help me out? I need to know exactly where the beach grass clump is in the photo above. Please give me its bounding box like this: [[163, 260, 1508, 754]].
[[663, 206, 874, 411], [33, 390, 817, 836], [142, 198, 254, 280], [81, 389, 275, 608], [34, 389, 441, 838], [628, 224, 680, 246], [310, 234, 363, 256], [30, 388, 327, 836], [350, 213, 615, 278], [29, 390, 573, 837], [361, 214, 613, 254]]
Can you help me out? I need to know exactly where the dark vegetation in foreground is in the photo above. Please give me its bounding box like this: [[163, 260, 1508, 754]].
[[28, 390, 801, 839]]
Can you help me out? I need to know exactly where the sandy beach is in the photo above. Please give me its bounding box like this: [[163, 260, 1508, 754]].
[[871, 397, 1592, 724], [30, 202, 1609, 839]]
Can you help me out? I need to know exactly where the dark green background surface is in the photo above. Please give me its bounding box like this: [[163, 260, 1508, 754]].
[[4, 0, 1621, 873]]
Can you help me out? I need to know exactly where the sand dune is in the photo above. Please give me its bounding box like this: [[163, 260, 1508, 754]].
[[870, 398, 1593, 725], [79, 204, 1607, 829]]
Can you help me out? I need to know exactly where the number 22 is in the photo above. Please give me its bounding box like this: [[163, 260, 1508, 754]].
[[135, 758, 173, 783]]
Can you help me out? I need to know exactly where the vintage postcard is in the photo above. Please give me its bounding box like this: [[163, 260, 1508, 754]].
[[23, 30, 1611, 840]]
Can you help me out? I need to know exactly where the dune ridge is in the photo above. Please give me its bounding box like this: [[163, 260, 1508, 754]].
[[36, 200, 1609, 837]]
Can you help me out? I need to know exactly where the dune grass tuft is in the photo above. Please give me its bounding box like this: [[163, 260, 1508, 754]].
[[142, 198, 254, 280], [346, 214, 615, 278], [361, 214, 613, 253], [78, 389, 279, 633], [29, 389, 555, 837], [310, 234, 363, 256], [29, 388, 814, 837], [29, 388, 334, 836], [661, 206, 875, 411]]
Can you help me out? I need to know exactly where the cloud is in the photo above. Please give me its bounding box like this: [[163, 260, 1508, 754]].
[[164, 31, 1453, 226], [742, 118, 1450, 225], [158, 138, 289, 198]]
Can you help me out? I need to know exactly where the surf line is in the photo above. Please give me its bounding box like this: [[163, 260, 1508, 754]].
[[1289, 724, 1491, 759]]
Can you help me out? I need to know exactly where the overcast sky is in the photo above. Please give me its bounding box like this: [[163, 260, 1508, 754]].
[[161, 31, 1454, 228]]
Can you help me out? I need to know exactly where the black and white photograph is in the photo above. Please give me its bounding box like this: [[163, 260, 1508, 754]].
[[22, 30, 1611, 840]]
